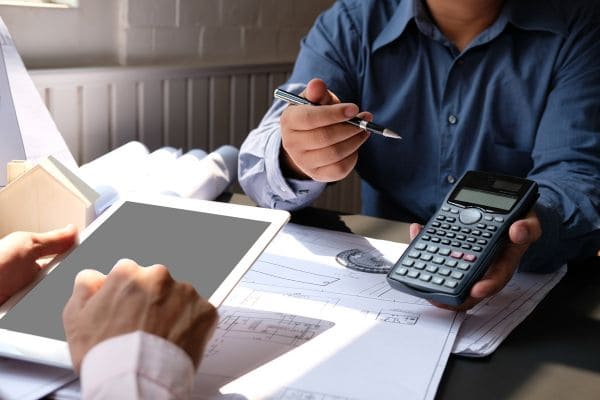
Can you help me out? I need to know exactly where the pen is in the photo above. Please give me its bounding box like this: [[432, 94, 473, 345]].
[[273, 88, 402, 139]]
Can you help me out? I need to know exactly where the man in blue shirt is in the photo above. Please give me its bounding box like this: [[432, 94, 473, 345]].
[[239, 0, 600, 309]]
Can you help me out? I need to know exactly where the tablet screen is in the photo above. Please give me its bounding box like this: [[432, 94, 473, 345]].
[[0, 201, 270, 341]]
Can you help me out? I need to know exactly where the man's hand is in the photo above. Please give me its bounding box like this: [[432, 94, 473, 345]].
[[62, 259, 218, 372], [409, 211, 542, 311], [279, 78, 372, 182], [0, 225, 78, 305]]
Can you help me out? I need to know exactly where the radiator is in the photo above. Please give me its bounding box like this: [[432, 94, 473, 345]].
[[30, 63, 361, 214]]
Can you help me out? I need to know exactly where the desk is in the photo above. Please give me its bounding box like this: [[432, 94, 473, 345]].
[[226, 193, 600, 400]]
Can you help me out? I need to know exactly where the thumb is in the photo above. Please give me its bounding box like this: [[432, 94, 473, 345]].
[[304, 78, 339, 105], [30, 225, 78, 260], [67, 269, 106, 312], [409, 223, 423, 241], [508, 212, 542, 247]]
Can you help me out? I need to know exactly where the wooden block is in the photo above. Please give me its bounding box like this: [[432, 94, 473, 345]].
[[6, 160, 34, 184]]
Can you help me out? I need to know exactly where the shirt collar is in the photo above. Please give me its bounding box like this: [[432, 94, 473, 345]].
[[372, 0, 567, 53]]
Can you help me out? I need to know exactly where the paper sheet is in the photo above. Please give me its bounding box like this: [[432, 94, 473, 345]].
[[0, 357, 76, 400], [194, 223, 462, 400]]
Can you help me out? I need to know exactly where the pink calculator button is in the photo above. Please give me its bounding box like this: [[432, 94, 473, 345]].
[[463, 254, 477, 262]]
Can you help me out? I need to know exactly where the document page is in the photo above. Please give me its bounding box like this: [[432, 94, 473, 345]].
[[194, 224, 462, 400]]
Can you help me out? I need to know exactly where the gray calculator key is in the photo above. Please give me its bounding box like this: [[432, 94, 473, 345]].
[[439, 268, 451, 276], [472, 246, 483, 252], [415, 243, 427, 250], [451, 271, 464, 280], [431, 237, 441, 243], [458, 262, 470, 270], [401, 258, 415, 267], [432, 277, 445, 285], [414, 261, 426, 270], [494, 216, 504, 222], [420, 254, 433, 261], [433, 256, 445, 264], [395, 267, 408, 276], [408, 251, 421, 258], [441, 239, 451, 245], [407, 270, 420, 278], [444, 280, 458, 288], [442, 206, 450, 212], [439, 248, 451, 256], [482, 232, 493, 238], [419, 273, 432, 282], [426, 265, 438, 273], [445, 259, 458, 268], [427, 245, 439, 253]]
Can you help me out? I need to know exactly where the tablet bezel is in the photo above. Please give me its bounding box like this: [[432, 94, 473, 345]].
[[0, 194, 289, 368]]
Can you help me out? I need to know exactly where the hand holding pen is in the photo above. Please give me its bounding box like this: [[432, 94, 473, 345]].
[[276, 79, 401, 183]]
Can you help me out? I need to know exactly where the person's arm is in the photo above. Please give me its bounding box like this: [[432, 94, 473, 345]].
[[239, 2, 364, 210], [521, 11, 600, 272], [80, 332, 194, 400], [62, 259, 218, 400]]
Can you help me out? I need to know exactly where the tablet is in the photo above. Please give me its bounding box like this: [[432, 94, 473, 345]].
[[0, 194, 289, 368]]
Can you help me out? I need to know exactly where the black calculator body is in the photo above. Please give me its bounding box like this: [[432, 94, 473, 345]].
[[387, 171, 539, 306]]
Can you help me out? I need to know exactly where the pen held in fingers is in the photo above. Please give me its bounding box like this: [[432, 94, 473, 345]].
[[274, 89, 403, 140]]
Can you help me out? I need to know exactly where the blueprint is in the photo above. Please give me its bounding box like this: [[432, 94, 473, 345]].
[[194, 223, 462, 400]]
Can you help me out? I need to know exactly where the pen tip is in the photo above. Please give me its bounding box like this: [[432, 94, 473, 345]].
[[383, 129, 402, 139]]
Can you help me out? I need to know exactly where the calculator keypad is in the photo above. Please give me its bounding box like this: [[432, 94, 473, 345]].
[[391, 207, 503, 294]]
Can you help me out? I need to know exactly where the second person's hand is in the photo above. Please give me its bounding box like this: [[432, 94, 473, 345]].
[[279, 78, 372, 182]]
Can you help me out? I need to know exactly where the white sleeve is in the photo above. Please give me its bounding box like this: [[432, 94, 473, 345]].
[[80, 331, 195, 400]]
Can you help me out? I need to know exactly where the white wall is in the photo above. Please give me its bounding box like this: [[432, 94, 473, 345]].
[[0, 0, 335, 68]]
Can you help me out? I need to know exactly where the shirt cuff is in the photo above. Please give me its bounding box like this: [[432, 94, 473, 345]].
[[264, 131, 326, 207], [81, 331, 195, 400]]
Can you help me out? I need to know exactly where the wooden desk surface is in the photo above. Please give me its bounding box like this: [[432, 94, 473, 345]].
[[228, 193, 600, 400]]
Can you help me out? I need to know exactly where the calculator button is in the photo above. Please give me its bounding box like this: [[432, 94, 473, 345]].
[[484, 216, 493, 221], [426, 228, 436, 234], [459, 208, 482, 225], [433, 256, 445, 265], [439, 248, 451, 256], [441, 239, 451, 245], [407, 271, 420, 279], [446, 232, 456, 238], [463, 254, 477, 262], [427, 246, 439, 253], [445, 259, 458, 268], [441, 223, 451, 229], [420, 254, 433, 261], [436, 215, 446, 221], [408, 251, 421, 258], [494, 216, 505, 223], [482, 232, 493, 238], [466, 237, 476, 243], [451, 271, 464, 280], [471, 230, 481, 236], [444, 280, 458, 288], [432, 277, 445, 285], [450, 251, 464, 259], [477, 223, 487, 229], [426, 265, 439, 273], [422, 235, 432, 241], [472, 246, 483, 252], [461, 244, 472, 250], [415, 243, 427, 250], [414, 261, 426, 270], [439, 268, 451, 276], [450, 208, 459, 214], [436, 230, 447, 237], [419, 274, 432, 282], [458, 262, 470, 271], [445, 217, 455, 223], [487, 226, 498, 232], [461, 228, 471, 234], [457, 235, 466, 241], [477, 239, 488, 245], [432, 221, 441, 227], [395, 267, 408, 276], [451, 241, 461, 247], [451, 226, 461, 231], [431, 237, 441, 243], [401, 258, 415, 267], [442, 206, 450, 212]]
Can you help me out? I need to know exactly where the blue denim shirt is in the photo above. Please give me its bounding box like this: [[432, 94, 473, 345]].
[[239, 0, 600, 272]]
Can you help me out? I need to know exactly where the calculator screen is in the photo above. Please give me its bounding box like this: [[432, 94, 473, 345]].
[[453, 188, 517, 211]]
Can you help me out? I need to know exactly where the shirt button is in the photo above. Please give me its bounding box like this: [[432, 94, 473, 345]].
[[447, 175, 456, 184], [448, 114, 458, 125]]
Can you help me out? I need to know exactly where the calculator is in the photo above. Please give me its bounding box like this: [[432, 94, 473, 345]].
[[387, 171, 539, 306]]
